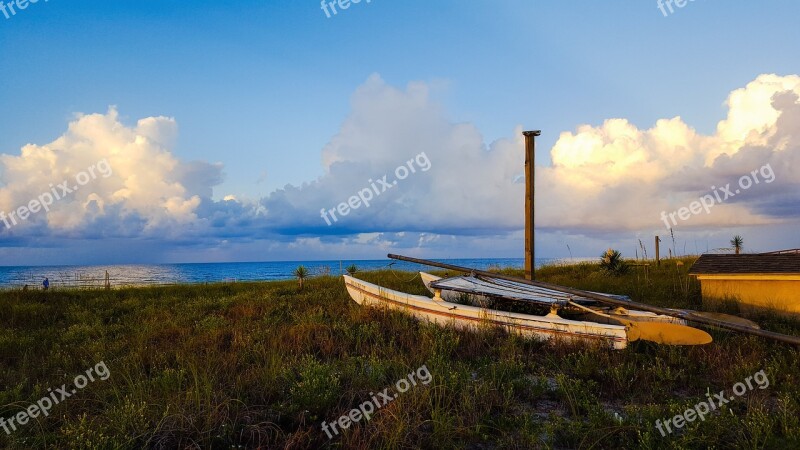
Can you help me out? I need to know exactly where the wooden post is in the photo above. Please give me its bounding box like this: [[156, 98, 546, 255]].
[[523, 130, 541, 280], [655, 236, 661, 266]]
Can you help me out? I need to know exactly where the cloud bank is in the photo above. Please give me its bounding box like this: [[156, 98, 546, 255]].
[[1, 73, 799, 262], [262, 73, 800, 240], [538, 74, 800, 233]]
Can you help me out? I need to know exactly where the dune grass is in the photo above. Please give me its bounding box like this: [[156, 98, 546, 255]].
[[1, 258, 799, 449]]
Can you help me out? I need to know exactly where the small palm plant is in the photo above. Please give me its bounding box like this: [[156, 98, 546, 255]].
[[731, 235, 744, 255], [294, 265, 308, 290], [600, 248, 628, 276], [346, 264, 358, 275]]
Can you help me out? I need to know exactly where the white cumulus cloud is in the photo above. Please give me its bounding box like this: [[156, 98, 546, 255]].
[[0, 108, 223, 238]]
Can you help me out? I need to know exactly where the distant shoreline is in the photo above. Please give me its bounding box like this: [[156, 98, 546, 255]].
[[0, 257, 597, 290]]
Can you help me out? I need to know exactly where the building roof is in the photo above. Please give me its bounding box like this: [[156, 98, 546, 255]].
[[689, 254, 800, 275], [761, 248, 800, 255]]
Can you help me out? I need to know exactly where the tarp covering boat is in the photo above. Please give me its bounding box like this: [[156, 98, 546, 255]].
[[428, 274, 631, 307]]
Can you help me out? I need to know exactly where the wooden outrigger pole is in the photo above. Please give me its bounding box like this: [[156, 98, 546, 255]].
[[387, 253, 800, 346]]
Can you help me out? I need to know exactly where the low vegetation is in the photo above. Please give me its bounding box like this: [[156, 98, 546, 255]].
[[599, 248, 628, 276], [1, 257, 798, 449]]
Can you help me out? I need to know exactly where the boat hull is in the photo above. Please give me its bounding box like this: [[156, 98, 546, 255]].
[[344, 275, 628, 350]]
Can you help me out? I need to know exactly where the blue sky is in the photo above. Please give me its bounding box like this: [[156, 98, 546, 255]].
[[1, 0, 800, 265]]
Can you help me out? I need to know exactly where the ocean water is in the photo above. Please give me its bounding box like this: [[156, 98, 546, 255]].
[[0, 257, 577, 289]]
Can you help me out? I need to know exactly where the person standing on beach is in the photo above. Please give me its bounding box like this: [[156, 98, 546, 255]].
[[43, 277, 49, 290]]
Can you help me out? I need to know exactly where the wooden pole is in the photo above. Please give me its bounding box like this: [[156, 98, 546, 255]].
[[655, 236, 661, 266], [523, 130, 541, 280], [387, 253, 800, 346]]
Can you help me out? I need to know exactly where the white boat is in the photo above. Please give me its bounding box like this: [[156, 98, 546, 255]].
[[343, 274, 630, 350]]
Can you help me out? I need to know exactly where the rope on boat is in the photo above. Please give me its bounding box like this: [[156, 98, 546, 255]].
[[386, 263, 422, 283]]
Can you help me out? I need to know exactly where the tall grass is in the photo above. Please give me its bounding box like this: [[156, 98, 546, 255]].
[[0, 261, 798, 448]]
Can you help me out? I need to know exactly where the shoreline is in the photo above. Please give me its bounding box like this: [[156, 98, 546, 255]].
[[0, 256, 681, 291]]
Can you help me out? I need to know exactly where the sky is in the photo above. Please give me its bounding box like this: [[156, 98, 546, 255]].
[[1, 0, 799, 265]]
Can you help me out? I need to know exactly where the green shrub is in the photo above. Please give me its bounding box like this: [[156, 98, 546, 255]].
[[600, 248, 628, 276]]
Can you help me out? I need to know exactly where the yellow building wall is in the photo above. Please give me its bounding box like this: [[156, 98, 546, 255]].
[[697, 275, 800, 314]]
